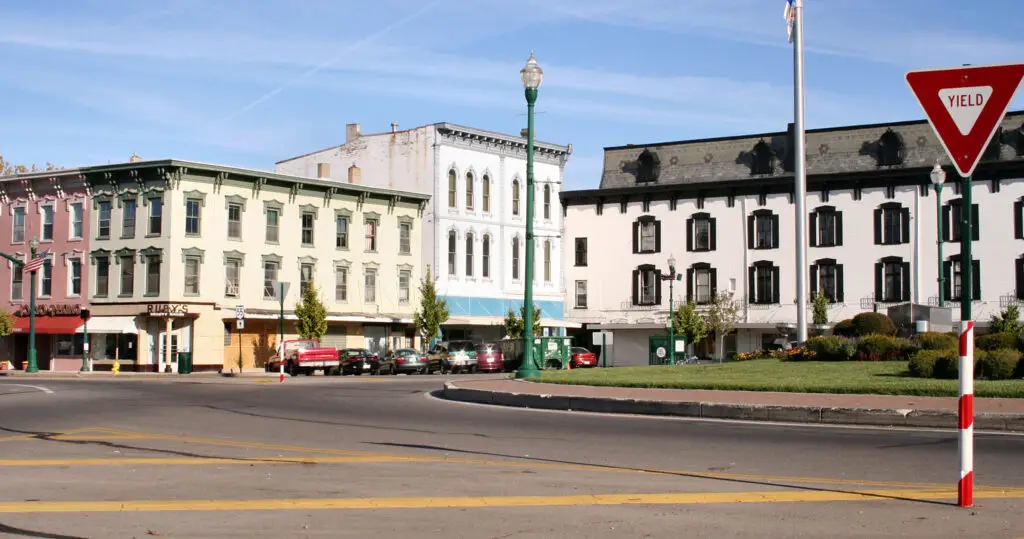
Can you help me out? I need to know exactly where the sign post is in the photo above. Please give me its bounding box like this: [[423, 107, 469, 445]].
[[906, 62, 1024, 508], [236, 305, 245, 371]]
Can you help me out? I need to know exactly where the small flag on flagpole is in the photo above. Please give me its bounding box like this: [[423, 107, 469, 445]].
[[784, 0, 796, 43], [22, 249, 52, 273]]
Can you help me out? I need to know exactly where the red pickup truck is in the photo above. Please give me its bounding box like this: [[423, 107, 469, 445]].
[[266, 339, 340, 376]]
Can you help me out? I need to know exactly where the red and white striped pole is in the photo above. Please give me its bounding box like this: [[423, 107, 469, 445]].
[[958, 320, 974, 507]]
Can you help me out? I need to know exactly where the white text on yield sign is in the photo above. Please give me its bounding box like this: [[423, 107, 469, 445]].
[[939, 86, 992, 136]]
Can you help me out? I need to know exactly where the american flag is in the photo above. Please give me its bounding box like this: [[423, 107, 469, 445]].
[[784, 0, 796, 42], [22, 249, 52, 273]]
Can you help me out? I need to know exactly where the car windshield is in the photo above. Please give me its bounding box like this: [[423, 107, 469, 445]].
[[343, 350, 363, 357], [475, 344, 497, 353], [395, 349, 418, 356], [291, 341, 318, 349], [448, 341, 475, 353], [571, 347, 590, 354]]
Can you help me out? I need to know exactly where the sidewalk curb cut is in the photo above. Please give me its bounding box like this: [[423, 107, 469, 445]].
[[441, 381, 1024, 432]]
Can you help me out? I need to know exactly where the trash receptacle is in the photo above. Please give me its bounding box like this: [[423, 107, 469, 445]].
[[177, 352, 193, 374]]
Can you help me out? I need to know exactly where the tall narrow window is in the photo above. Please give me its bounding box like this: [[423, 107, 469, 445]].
[[227, 204, 242, 239], [543, 240, 551, 282], [335, 266, 348, 301], [543, 185, 551, 220], [448, 231, 457, 276], [512, 237, 520, 280], [482, 175, 491, 212], [225, 259, 240, 297], [41, 205, 54, 241], [120, 255, 134, 296], [184, 257, 200, 295], [399, 270, 411, 303], [301, 212, 314, 246], [95, 257, 108, 298], [399, 222, 411, 254], [265, 209, 279, 243], [40, 261, 52, 297], [11, 263, 24, 300], [12, 207, 25, 243], [148, 198, 162, 235], [365, 219, 378, 251], [300, 263, 314, 295], [465, 233, 474, 277], [874, 204, 909, 245], [122, 200, 136, 238], [512, 180, 521, 216], [263, 262, 279, 299], [336, 216, 348, 249], [448, 169, 457, 208], [70, 202, 83, 239], [69, 259, 82, 296], [364, 269, 377, 303], [694, 267, 712, 304], [482, 234, 490, 279], [146, 255, 161, 296], [466, 172, 474, 210], [756, 214, 773, 248], [575, 280, 588, 308], [640, 221, 656, 251], [185, 199, 201, 235]]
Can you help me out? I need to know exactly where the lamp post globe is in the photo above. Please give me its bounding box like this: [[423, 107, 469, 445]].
[[515, 52, 543, 379], [930, 163, 946, 185], [520, 52, 543, 90], [29, 236, 39, 251], [930, 162, 946, 307]]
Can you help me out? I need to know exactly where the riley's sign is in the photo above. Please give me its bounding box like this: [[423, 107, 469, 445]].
[[146, 304, 190, 317]]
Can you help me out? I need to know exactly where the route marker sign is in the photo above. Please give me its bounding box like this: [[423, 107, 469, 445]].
[[905, 63, 1024, 177]]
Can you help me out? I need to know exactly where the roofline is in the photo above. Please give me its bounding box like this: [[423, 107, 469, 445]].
[[603, 109, 1024, 151], [0, 168, 83, 181]]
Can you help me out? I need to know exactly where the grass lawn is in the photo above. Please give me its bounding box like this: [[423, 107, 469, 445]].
[[537, 360, 1024, 398]]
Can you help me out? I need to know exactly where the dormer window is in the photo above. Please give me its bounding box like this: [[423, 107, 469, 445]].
[[877, 129, 905, 166], [635, 149, 660, 183], [751, 140, 774, 175]]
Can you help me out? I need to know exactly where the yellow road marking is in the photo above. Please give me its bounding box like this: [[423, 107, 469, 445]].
[[1, 488, 1023, 513]]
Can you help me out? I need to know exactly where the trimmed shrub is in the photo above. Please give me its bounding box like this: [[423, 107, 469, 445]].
[[976, 332, 1018, 351], [855, 335, 918, 361], [977, 349, 1022, 380], [933, 351, 961, 380], [916, 331, 958, 351], [850, 312, 897, 337], [832, 319, 856, 338], [909, 349, 947, 378], [805, 336, 856, 361]]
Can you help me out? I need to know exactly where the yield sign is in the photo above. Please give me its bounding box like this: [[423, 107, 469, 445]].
[[906, 63, 1024, 177]]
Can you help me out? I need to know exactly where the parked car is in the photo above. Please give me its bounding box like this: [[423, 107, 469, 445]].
[[338, 348, 380, 375], [475, 343, 504, 373], [428, 340, 477, 374], [569, 347, 598, 368], [376, 351, 398, 375], [266, 339, 341, 376], [389, 348, 429, 374]]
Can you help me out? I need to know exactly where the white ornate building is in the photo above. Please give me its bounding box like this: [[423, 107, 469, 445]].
[[276, 122, 576, 342], [562, 111, 1024, 366]]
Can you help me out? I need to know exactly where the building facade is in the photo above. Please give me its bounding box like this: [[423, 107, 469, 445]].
[[562, 111, 1024, 366], [276, 122, 576, 342]]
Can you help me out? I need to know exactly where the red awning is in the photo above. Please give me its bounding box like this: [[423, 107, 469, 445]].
[[12, 317, 83, 335]]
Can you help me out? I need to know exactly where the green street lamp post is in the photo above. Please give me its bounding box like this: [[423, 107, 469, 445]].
[[516, 52, 543, 379], [26, 236, 40, 373], [930, 163, 946, 307], [80, 309, 91, 372], [665, 256, 677, 366]]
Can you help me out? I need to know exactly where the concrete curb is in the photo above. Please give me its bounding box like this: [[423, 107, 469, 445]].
[[0, 371, 288, 379], [441, 381, 1024, 433]]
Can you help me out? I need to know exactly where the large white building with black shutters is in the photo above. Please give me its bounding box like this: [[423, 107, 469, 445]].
[[561, 111, 1024, 366]]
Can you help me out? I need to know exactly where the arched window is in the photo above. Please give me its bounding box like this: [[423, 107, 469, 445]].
[[447, 169, 457, 208], [512, 237, 520, 280], [543, 185, 551, 220], [543, 240, 551, 282], [465, 232, 474, 277], [482, 175, 491, 213], [447, 230, 457, 276], [465, 172, 474, 210], [512, 180, 521, 216], [482, 234, 490, 278]]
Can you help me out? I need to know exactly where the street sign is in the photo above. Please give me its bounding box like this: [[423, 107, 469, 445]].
[[236, 319, 245, 330], [235, 305, 245, 320], [591, 331, 613, 346], [906, 63, 1024, 178]]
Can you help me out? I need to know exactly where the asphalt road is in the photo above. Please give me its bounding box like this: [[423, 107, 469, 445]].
[[0, 375, 1022, 539]]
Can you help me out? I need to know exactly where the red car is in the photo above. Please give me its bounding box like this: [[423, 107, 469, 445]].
[[475, 343, 504, 373], [569, 347, 598, 368]]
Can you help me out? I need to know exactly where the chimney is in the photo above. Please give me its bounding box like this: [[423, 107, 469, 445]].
[[129, 152, 141, 163], [391, 122, 399, 133], [317, 162, 331, 179], [348, 163, 361, 185], [346, 123, 361, 143]]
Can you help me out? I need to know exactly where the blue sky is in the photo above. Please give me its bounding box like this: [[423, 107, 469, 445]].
[[1, 0, 1022, 190]]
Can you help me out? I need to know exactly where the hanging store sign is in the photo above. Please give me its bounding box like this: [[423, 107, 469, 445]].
[[13, 304, 82, 317], [146, 304, 190, 317]]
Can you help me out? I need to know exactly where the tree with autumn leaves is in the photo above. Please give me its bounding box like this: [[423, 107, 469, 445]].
[[0, 154, 61, 176]]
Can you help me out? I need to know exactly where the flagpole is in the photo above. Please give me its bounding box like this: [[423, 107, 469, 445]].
[[793, 0, 809, 343]]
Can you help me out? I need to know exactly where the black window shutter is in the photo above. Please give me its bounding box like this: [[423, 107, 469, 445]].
[[747, 215, 755, 249], [710, 268, 718, 297], [943, 261, 952, 301], [655, 221, 662, 253], [809, 212, 818, 247], [1016, 259, 1024, 299], [901, 262, 911, 301], [835, 211, 844, 246], [901, 208, 911, 244], [771, 266, 781, 304], [972, 260, 981, 300], [971, 204, 979, 241], [709, 218, 717, 251], [686, 218, 694, 251], [632, 269, 640, 305], [1015, 201, 1024, 239], [809, 265, 819, 296], [655, 271, 663, 305], [873, 209, 883, 245], [748, 266, 756, 302], [632, 222, 639, 253], [771, 214, 780, 248], [874, 262, 883, 301], [836, 264, 845, 302], [942, 205, 951, 242], [686, 268, 694, 303]]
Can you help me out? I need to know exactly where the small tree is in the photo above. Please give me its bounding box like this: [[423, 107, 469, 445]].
[[0, 311, 12, 337], [812, 290, 830, 325], [703, 290, 740, 361], [294, 279, 328, 342], [990, 304, 1021, 334], [0, 154, 60, 177], [673, 302, 707, 355], [413, 266, 449, 348], [504, 305, 542, 339]]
